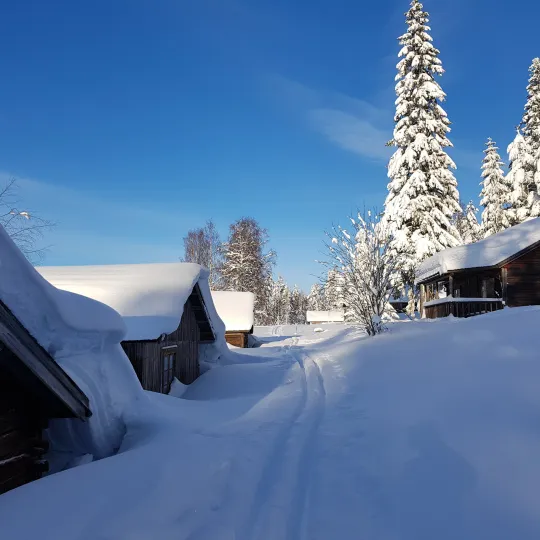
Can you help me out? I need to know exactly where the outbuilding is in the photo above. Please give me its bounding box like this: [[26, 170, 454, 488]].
[[416, 218, 540, 319], [211, 291, 255, 348], [38, 263, 225, 393], [306, 310, 345, 325], [0, 227, 94, 494]]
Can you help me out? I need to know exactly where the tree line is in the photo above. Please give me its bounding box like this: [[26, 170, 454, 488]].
[[182, 217, 316, 326]]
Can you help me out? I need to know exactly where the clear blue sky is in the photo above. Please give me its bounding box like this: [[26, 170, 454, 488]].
[[0, 0, 538, 290]]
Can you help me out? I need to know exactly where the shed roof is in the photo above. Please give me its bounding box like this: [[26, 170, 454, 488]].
[[306, 310, 345, 323], [211, 291, 255, 332], [416, 218, 540, 284], [38, 262, 216, 341]]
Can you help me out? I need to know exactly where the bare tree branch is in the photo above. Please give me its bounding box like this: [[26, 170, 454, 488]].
[[0, 178, 54, 263]]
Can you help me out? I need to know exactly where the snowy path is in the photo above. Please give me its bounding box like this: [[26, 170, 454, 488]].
[[4, 314, 540, 540]]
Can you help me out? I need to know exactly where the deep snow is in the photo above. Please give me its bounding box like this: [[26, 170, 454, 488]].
[[3, 309, 540, 539]]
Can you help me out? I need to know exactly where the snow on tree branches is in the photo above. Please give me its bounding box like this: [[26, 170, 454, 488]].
[[453, 201, 482, 245], [323, 212, 405, 336], [384, 0, 462, 282], [480, 138, 511, 237], [221, 217, 275, 325], [507, 59, 540, 223]]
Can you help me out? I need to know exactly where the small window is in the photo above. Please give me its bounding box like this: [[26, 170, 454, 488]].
[[162, 352, 176, 394]]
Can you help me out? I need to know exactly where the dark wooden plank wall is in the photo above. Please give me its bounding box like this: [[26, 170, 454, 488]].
[[0, 367, 48, 495], [122, 299, 201, 393], [505, 245, 540, 307], [425, 300, 503, 319]]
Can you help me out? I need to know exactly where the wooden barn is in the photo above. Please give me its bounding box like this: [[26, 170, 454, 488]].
[[38, 263, 221, 394], [416, 218, 540, 319], [306, 310, 345, 325], [211, 291, 255, 348], [0, 300, 90, 495]]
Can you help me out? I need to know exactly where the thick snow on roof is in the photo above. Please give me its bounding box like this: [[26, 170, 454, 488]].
[[306, 310, 345, 323], [416, 218, 540, 283], [38, 262, 211, 341], [211, 291, 255, 332], [0, 225, 142, 463], [0, 227, 125, 349]]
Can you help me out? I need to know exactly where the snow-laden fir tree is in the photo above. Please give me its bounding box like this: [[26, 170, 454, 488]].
[[507, 59, 540, 223], [453, 201, 481, 244], [480, 138, 511, 237], [289, 285, 308, 325], [324, 269, 346, 312], [267, 276, 290, 325], [307, 283, 327, 311], [384, 0, 462, 283], [221, 217, 275, 324]]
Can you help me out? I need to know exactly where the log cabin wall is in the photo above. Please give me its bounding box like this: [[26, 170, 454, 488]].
[[0, 366, 48, 495], [122, 299, 201, 393], [505, 245, 540, 307]]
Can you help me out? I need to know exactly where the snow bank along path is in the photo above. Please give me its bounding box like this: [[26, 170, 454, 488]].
[[2, 311, 540, 540]]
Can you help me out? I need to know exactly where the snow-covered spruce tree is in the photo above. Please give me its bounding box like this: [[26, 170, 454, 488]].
[[384, 0, 462, 284], [480, 138, 511, 237], [308, 283, 327, 311], [289, 285, 308, 325], [323, 212, 405, 336], [221, 217, 275, 324], [267, 276, 290, 325], [324, 269, 346, 312], [453, 201, 482, 244], [507, 59, 540, 223]]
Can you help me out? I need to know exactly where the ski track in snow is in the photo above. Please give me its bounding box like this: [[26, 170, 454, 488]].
[[239, 329, 327, 540]]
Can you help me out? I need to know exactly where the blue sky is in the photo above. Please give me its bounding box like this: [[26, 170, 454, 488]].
[[0, 0, 538, 290]]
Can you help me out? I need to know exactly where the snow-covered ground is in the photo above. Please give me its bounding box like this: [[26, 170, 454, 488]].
[[3, 309, 540, 539]]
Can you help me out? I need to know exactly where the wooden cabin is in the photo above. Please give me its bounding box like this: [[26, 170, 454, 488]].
[[306, 310, 345, 325], [211, 291, 255, 348], [0, 300, 90, 495], [416, 218, 540, 319], [38, 263, 219, 394], [122, 283, 215, 392]]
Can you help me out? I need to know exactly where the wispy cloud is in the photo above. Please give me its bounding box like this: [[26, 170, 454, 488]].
[[309, 109, 390, 160], [265, 75, 392, 160]]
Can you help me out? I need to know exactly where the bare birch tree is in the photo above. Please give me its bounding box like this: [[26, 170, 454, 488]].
[[322, 211, 404, 336], [182, 219, 223, 289], [0, 178, 52, 263], [221, 217, 275, 324]]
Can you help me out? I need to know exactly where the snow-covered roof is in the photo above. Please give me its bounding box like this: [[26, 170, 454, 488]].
[[37, 263, 213, 341], [306, 310, 345, 323], [211, 291, 255, 332], [416, 218, 540, 283], [0, 227, 125, 351]]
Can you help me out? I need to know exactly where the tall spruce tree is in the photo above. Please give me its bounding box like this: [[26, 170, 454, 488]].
[[480, 138, 511, 237], [221, 217, 275, 324], [508, 59, 540, 223], [384, 0, 462, 283]]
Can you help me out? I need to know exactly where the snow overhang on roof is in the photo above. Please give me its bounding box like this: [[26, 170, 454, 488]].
[[415, 218, 540, 284], [210, 291, 255, 332], [38, 262, 215, 341]]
